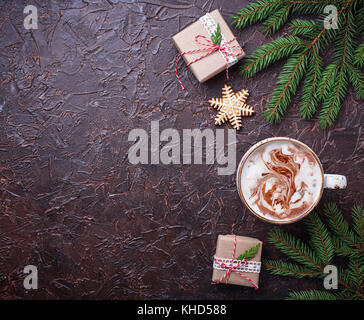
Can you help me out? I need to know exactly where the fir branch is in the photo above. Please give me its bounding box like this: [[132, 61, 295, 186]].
[[317, 7, 350, 48], [352, 205, 364, 247], [233, 0, 363, 128], [333, 10, 356, 66], [324, 203, 359, 250], [316, 8, 353, 128], [347, 64, 364, 99], [266, 202, 364, 300], [354, 43, 364, 67], [317, 63, 339, 100], [264, 260, 322, 278], [319, 67, 348, 129], [331, 236, 361, 257], [232, 0, 344, 28], [268, 228, 322, 269], [347, 260, 364, 292], [240, 36, 307, 78], [289, 19, 319, 40], [236, 243, 260, 260], [264, 52, 309, 123], [232, 0, 285, 29], [299, 50, 323, 118], [291, 1, 343, 15], [286, 290, 339, 300], [305, 212, 334, 266], [263, 5, 291, 35], [338, 265, 364, 299], [356, 5, 364, 35]]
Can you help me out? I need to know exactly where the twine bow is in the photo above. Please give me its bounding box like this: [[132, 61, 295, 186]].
[[213, 235, 259, 290], [175, 35, 243, 90]]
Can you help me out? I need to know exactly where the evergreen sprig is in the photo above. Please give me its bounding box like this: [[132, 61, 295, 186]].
[[233, 0, 364, 129], [287, 290, 342, 300], [354, 43, 364, 67], [237, 243, 261, 260], [211, 23, 222, 45], [264, 203, 364, 300], [268, 226, 322, 269]]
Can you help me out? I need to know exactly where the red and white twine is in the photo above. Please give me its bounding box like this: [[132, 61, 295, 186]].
[[175, 35, 243, 90]]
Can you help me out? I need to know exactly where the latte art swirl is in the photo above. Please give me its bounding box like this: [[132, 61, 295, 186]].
[[252, 148, 310, 217], [241, 141, 322, 221]]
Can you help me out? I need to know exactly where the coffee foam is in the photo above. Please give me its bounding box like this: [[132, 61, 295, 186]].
[[240, 141, 322, 222]]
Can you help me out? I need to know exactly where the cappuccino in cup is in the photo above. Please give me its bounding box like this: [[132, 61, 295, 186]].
[[237, 138, 347, 223]]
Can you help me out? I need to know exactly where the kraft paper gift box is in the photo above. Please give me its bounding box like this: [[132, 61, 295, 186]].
[[172, 9, 245, 83], [212, 235, 262, 288]]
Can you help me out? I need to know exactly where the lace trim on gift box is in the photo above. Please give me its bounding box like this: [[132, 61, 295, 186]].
[[213, 255, 261, 273], [199, 13, 238, 68]]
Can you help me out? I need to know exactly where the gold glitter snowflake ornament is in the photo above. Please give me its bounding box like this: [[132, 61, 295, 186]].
[[209, 84, 254, 130]]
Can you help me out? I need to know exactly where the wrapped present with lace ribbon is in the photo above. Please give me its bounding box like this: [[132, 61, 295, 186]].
[[212, 235, 262, 289], [172, 9, 245, 89]]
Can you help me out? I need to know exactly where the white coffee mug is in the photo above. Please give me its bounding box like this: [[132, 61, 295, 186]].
[[236, 137, 347, 224]]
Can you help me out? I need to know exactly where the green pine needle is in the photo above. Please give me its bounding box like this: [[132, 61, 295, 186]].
[[352, 205, 364, 246], [347, 260, 364, 288], [289, 19, 319, 40], [264, 260, 322, 278], [292, 1, 343, 16], [264, 52, 309, 123], [211, 23, 222, 45], [268, 228, 322, 269], [324, 202, 358, 249], [286, 290, 340, 300], [233, 0, 364, 128], [263, 5, 291, 35], [237, 243, 260, 260], [317, 63, 339, 100], [331, 236, 361, 257], [354, 43, 364, 67], [347, 64, 364, 99], [240, 36, 307, 78], [305, 212, 334, 266], [319, 66, 348, 129], [358, 6, 364, 34], [232, 0, 284, 29], [299, 51, 323, 118]]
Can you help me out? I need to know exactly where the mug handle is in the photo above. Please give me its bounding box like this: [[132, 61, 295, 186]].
[[324, 174, 347, 189]]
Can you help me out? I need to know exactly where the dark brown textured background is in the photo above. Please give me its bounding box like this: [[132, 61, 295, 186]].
[[0, 0, 362, 300]]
